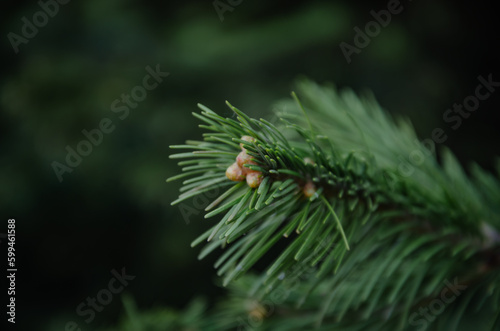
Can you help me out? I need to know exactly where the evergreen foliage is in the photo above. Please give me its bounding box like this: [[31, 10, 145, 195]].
[[164, 80, 500, 330]]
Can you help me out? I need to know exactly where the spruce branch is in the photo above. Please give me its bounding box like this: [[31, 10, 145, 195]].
[[168, 80, 500, 329]]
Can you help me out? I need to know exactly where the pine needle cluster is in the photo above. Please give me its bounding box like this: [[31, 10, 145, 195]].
[[167, 80, 500, 330]]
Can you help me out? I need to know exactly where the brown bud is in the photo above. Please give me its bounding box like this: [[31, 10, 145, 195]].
[[240, 135, 256, 150], [246, 171, 263, 188], [237, 150, 257, 174], [303, 157, 315, 166], [303, 181, 316, 198], [226, 162, 245, 182]]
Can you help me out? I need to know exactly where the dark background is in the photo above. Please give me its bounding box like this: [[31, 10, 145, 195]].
[[1, 0, 499, 329]]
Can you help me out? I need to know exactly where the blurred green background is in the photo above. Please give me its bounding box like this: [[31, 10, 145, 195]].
[[1, 0, 499, 329]]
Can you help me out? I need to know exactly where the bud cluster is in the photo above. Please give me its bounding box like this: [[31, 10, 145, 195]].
[[226, 136, 263, 188]]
